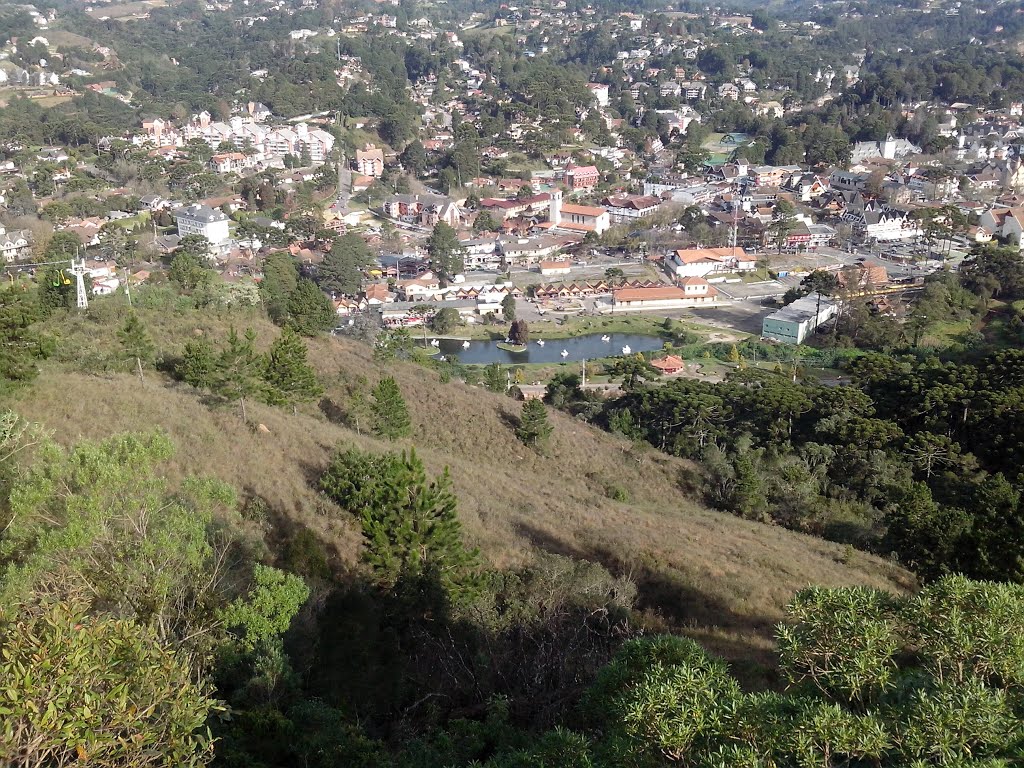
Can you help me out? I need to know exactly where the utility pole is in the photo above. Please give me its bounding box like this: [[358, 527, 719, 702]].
[[730, 182, 739, 259], [69, 257, 89, 310], [581, 357, 586, 387]]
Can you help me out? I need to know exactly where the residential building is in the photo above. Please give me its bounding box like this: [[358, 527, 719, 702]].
[[836, 262, 889, 292], [0, 226, 31, 263], [602, 194, 662, 223], [383, 194, 462, 228], [172, 204, 231, 253], [356, 144, 385, 177], [718, 83, 740, 101], [659, 81, 681, 98], [762, 293, 838, 344], [679, 81, 707, 100], [209, 152, 255, 174], [979, 206, 1024, 249], [784, 172, 830, 202], [587, 82, 610, 107], [565, 164, 600, 190]]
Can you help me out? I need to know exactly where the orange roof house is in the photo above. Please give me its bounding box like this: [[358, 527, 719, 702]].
[[651, 354, 686, 374]]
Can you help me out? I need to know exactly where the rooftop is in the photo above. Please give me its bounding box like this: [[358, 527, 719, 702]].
[[614, 286, 687, 302], [172, 204, 228, 223], [765, 293, 836, 324]]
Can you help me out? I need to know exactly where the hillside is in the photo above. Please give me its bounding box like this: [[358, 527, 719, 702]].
[[6, 306, 913, 663]]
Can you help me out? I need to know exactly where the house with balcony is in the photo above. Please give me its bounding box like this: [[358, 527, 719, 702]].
[[602, 194, 662, 223]]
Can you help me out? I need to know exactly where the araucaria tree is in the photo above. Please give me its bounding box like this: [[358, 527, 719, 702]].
[[176, 337, 216, 389], [370, 376, 412, 439], [263, 328, 323, 410], [517, 398, 552, 447]]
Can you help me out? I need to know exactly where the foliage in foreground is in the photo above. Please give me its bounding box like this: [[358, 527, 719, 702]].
[[471, 576, 1024, 768], [0, 601, 218, 768], [0, 419, 310, 767]]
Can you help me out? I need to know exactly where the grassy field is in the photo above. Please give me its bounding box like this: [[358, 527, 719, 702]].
[[86, 0, 168, 19], [5, 297, 914, 667], [0, 87, 71, 108], [45, 30, 97, 48]]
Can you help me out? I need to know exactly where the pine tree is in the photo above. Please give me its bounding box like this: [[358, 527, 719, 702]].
[[371, 377, 411, 439], [118, 312, 155, 382], [0, 288, 46, 388], [730, 451, 766, 520], [263, 328, 324, 411], [426, 221, 465, 286], [260, 252, 299, 325], [517, 398, 553, 447], [168, 249, 213, 293], [502, 293, 516, 323], [318, 233, 371, 295], [214, 327, 263, 422], [176, 338, 215, 389], [483, 362, 506, 392], [286, 279, 335, 337], [318, 447, 480, 602]]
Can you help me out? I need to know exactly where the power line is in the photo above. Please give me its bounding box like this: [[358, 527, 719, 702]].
[[1, 258, 76, 269]]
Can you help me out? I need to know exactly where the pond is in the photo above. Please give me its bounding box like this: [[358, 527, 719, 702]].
[[424, 333, 666, 365]]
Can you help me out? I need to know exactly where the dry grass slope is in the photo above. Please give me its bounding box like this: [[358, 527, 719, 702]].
[[7, 306, 914, 663]]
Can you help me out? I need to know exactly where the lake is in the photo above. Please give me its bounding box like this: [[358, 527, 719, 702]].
[[425, 333, 666, 365]]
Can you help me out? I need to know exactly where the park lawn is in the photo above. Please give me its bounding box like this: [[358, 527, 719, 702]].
[[112, 211, 151, 230]]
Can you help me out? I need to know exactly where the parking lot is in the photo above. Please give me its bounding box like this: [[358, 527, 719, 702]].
[[684, 303, 775, 337]]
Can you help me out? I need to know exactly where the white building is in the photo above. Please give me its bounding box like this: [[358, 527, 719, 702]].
[[0, 226, 32, 263], [611, 281, 717, 312], [172, 204, 231, 254], [979, 206, 1024, 249], [356, 144, 385, 177], [762, 293, 838, 344], [850, 135, 921, 164], [587, 83, 610, 107], [667, 247, 755, 278]]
